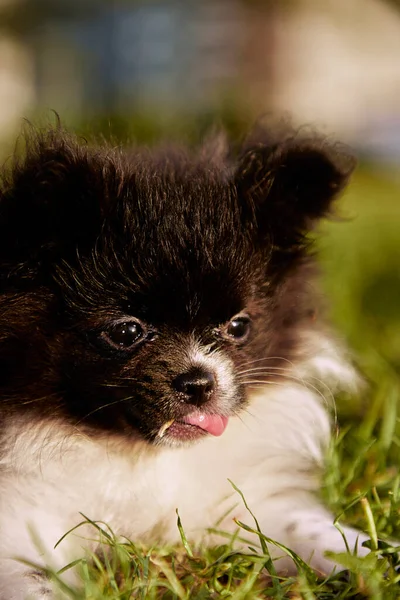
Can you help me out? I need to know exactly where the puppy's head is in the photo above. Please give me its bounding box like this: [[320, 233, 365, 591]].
[[0, 126, 354, 446]]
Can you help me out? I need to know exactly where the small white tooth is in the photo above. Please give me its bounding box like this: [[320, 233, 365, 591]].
[[157, 420, 175, 438]]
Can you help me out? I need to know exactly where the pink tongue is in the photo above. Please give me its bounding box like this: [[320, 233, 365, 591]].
[[182, 414, 229, 436]]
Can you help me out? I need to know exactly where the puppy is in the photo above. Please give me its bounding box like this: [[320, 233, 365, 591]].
[[0, 124, 368, 598]]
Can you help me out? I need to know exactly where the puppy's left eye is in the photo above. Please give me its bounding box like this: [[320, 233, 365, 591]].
[[103, 320, 145, 350], [226, 315, 251, 341]]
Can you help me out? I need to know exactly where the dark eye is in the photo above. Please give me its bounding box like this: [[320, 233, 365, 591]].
[[226, 315, 251, 341], [103, 320, 145, 350]]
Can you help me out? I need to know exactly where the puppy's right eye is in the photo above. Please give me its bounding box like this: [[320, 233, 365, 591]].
[[102, 320, 145, 350]]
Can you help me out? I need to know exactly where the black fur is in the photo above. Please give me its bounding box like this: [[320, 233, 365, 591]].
[[0, 124, 355, 443]]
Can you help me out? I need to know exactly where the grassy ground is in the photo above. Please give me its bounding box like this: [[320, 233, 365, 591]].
[[45, 165, 400, 599]]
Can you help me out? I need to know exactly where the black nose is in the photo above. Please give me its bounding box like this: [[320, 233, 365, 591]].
[[173, 368, 216, 405]]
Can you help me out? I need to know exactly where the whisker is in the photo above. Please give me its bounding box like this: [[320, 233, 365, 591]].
[[100, 382, 130, 389], [237, 362, 337, 415], [74, 395, 136, 426], [245, 380, 290, 387], [2, 391, 61, 406], [239, 406, 263, 425], [239, 371, 337, 425], [237, 366, 295, 377], [232, 409, 253, 431], [237, 356, 298, 369]]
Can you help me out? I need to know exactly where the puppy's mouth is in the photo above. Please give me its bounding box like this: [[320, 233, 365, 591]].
[[157, 413, 229, 441]]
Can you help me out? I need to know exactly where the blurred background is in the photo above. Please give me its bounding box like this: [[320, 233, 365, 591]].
[[0, 0, 400, 407], [1, 0, 400, 152]]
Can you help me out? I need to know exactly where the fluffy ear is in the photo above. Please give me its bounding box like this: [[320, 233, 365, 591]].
[[235, 127, 356, 250], [0, 128, 118, 282]]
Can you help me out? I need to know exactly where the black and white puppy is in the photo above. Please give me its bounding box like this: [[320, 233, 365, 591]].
[[0, 124, 367, 598]]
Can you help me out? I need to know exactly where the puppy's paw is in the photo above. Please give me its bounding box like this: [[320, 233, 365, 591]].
[[284, 509, 370, 575]]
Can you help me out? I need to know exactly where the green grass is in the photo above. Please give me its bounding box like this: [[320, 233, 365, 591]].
[[45, 166, 400, 599]]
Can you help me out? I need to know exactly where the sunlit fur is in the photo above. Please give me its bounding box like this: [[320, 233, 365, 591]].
[[0, 123, 368, 599]]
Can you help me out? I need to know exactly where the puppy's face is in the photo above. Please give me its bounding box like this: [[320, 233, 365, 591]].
[[0, 127, 354, 446]]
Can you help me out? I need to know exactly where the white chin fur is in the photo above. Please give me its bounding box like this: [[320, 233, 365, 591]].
[[0, 332, 364, 598]]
